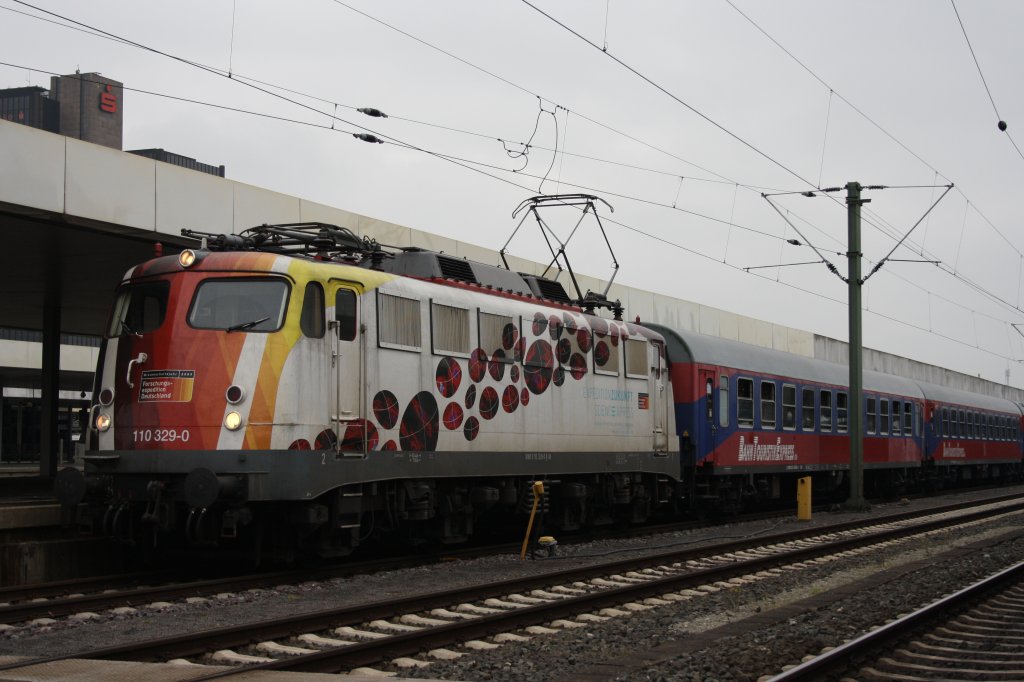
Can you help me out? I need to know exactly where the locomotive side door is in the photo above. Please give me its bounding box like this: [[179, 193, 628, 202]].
[[652, 341, 668, 451], [329, 285, 363, 452]]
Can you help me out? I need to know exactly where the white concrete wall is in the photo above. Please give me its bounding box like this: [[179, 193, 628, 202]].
[[6, 119, 1018, 403]]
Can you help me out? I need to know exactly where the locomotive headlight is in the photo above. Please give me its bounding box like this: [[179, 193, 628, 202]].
[[224, 411, 243, 431], [95, 413, 112, 432], [178, 249, 197, 268]]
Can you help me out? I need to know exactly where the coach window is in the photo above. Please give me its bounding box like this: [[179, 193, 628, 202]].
[[737, 378, 754, 428], [431, 302, 470, 356], [941, 408, 949, 437], [377, 292, 421, 350], [866, 397, 876, 435], [892, 401, 901, 436], [719, 376, 730, 428], [761, 381, 777, 429], [959, 410, 967, 438], [904, 401, 914, 436], [705, 379, 714, 422], [820, 390, 832, 431], [782, 384, 796, 430], [837, 392, 848, 433], [970, 412, 977, 439], [300, 282, 325, 338], [880, 399, 890, 435], [987, 414, 994, 439], [801, 388, 815, 430]]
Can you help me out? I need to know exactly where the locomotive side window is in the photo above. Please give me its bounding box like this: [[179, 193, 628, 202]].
[[837, 392, 848, 433], [801, 388, 815, 430], [820, 390, 832, 431], [335, 289, 357, 341], [479, 312, 515, 363], [108, 280, 170, 336], [188, 278, 288, 332], [719, 376, 729, 428], [431, 302, 470, 356], [377, 292, 421, 350], [760, 381, 776, 429], [866, 397, 876, 435], [892, 401, 901, 436], [594, 333, 621, 376], [879, 399, 889, 435], [625, 339, 648, 378], [300, 282, 325, 339], [737, 378, 754, 428], [782, 384, 796, 430]]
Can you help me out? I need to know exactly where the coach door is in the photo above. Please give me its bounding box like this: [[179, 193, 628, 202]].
[[330, 285, 364, 453], [698, 368, 717, 457]]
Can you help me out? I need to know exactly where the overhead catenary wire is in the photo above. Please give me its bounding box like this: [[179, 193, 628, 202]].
[[4, 5, 1023, 373]]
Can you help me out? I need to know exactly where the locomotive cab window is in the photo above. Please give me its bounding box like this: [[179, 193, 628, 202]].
[[108, 279, 171, 337], [188, 278, 288, 332], [760, 381, 776, 429], [300, 282, 325, 338], [335, 289, 357, 341], [737, 377, 754, 428], [801, 388, 815, 430]]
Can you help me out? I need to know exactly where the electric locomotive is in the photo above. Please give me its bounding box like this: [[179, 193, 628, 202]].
[[56, 223, 677, 558]]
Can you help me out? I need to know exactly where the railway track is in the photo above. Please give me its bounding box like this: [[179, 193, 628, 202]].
[[769, 558, 1024, 681], [0, 504, 848, 624], [1, 493, 1022, 678]]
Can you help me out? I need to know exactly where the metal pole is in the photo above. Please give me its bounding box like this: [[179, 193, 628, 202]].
[[845, 182, 868, 509]]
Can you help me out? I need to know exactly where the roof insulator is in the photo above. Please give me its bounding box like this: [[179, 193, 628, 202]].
[[353, 133, 384, 144], [358, 107, 389, 118]]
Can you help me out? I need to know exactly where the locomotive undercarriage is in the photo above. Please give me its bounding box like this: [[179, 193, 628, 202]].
[[70, 469, 677, 563]]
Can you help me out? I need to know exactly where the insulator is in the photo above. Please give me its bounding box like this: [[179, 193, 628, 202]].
[[357, 107, 389, 118], [353, 133, 384, 144]]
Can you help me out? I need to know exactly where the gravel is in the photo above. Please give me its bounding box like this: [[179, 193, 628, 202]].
[[1, 485, 1022, 681]]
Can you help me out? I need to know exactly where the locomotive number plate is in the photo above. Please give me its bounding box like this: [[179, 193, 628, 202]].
[[133, 428, 192, 443]]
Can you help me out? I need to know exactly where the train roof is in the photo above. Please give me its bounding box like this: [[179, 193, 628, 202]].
[[913, 380, 1022, 414], [646, 324, 922, 398]]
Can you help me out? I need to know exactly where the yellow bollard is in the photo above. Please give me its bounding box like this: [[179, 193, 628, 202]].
[[520, 480, 545, 560], [797, 476, 812, 521]]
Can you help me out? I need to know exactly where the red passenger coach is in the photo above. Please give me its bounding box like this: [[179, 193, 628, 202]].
[[921, 383, 1023, 475], [644, 323, 1007, 507]]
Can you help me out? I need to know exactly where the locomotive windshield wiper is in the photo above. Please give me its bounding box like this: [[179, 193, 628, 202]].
[[225, 316, 270, 333], [119, 320, 142, 337]]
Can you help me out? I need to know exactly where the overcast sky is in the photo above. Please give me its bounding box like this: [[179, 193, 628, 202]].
[[3, 0, 1024, 388]]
